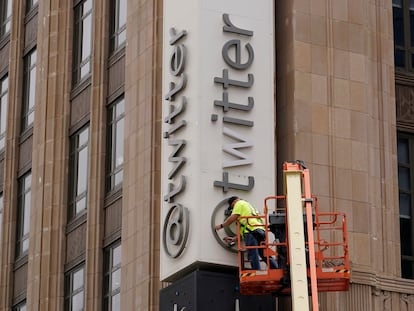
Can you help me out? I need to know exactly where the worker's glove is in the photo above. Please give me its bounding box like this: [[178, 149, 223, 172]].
[[223, 236, 236, 246]]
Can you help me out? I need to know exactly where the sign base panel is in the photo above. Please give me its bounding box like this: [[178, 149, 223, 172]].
[[159, 269, 276, 310]]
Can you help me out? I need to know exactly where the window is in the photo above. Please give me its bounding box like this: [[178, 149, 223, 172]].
[[21, 49, 37, 132], [0, 75, 8, 150], [107, 97, 124, 192], [109, 0, 126, 52], [0, 0, 12, 38], [73, 0, 93, 85], [16, 172, 32, 258], [103, 242, 121, 311], [65, 265, 85, 311], [12, 301, 26, 311], [398, 132, 414, 279], [26, 0, 38, 12], [68, 126, 89, 221], [392, 0, 414, 70]]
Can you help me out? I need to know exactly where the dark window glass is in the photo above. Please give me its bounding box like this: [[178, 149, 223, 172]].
[[0, 0, 12, 37], [73, 0, 93, 85], [395, 49, 406, 68], [107, 97, 124, 192], [392, 0, 414, 70], [402, 259, 414, 277], [68, 126, 89, 221], [394, 0, 405, 46], [400, 192, 411, 217], [22, 49, 37, 132], [26, 0, 38, 13], [399, 166, 411, 190], [401, 218, 413, 256], [110, 0, 126, 52], [410, 0, 414, 45], [0, 76, 8, 150], [12, 301, 27, 311], [103, 242, 121, 311], [398, 133, 414, 279], [65, 265, 85, 311], [411, 52, 414, 70], [16, 173, 32, 258], [399, 135, 410, 163]]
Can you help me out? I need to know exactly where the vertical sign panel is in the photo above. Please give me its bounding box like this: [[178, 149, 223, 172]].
[[161, 0, 275, 281]]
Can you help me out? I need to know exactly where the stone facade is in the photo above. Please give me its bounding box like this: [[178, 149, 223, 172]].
[[0, 0, 412, 310], [276, 0, 414, 310]]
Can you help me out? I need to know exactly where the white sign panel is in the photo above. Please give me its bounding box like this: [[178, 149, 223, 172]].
[[161, 0, 275, 281]]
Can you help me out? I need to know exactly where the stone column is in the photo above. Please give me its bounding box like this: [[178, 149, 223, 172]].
[[84, 0, 108, 309], [121, 0, 163, 310], [0, 0, 26, 309], [26, 0, 72, 310], [276, 0, 397, 310]]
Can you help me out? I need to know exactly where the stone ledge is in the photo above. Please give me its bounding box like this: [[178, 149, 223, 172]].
[[351, 269, 414, 295]]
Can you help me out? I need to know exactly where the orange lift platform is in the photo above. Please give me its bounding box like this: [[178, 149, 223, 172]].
[[236, 161, 350, 309]]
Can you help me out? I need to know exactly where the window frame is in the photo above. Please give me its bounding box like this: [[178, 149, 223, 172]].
[[68, 126, 89, 222], [0, 75, 8, 151], [0, 0, 12, 38], [398, 131, 414, 279], [393, 0, 414, 72], [64, 264, 85, 311], [109, 0, 126, 53], [103, 241, 121, 311], [21, 48, 37, 133], [72, 0, 93, 86], [26, 0, 38, 13], [106, 96, 124, 193], [12, 300, 27, 311], [15, 172, 32, 259]]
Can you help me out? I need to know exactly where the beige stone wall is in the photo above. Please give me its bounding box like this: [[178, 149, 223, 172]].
[[0, 0, 25, 308], [1, 0, 413, 310], [25, 1, 72, 310], [0, 0, 165, 309], [122, 0, 163, 310], [276, 0, 414, 310]]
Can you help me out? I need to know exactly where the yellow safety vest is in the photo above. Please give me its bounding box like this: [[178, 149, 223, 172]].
[[232, 200, 265, 235]]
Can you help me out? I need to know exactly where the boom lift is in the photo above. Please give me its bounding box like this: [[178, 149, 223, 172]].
[[236, 161, 350, 310]]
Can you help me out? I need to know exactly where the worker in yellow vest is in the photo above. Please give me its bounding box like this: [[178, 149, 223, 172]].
[[215, 196, 278, 270]]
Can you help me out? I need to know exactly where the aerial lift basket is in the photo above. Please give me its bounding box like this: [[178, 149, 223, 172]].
[[237, 165, 350, 296]]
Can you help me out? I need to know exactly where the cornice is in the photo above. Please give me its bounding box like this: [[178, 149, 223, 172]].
[[351, 268, 414, 295]]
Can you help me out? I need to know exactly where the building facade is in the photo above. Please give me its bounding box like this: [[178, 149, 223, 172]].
[[0, 0, 412, 310]]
